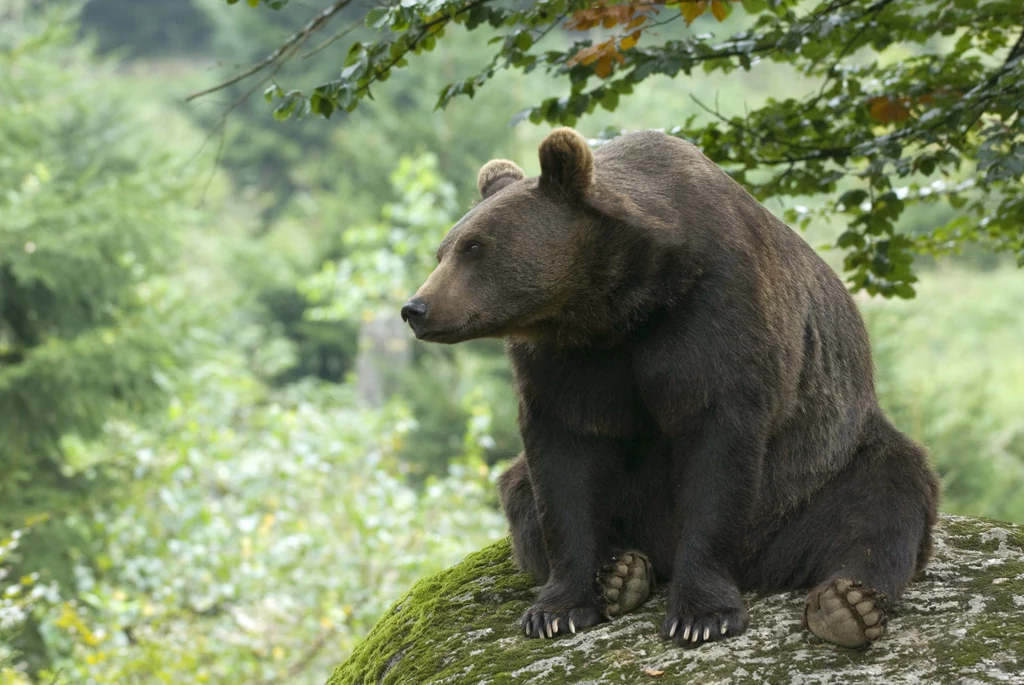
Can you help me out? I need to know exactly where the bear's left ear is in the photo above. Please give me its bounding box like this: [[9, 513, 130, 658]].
[[538, 127, 594, 198], [478, 159, 525, 199]]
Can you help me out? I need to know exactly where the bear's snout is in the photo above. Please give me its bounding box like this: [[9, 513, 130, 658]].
[[401, 298, 428, 322], [401, 298, 429, 329]]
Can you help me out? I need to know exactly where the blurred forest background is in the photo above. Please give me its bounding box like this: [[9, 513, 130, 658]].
[[1, 1, 1022, 683]]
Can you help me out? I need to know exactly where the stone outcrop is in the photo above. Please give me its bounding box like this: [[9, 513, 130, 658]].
[[329, 515, 1024, 684]]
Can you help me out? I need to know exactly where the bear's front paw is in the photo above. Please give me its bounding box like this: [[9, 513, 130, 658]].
[[520, 603, 603, 639], [661, 605, 749, 648]]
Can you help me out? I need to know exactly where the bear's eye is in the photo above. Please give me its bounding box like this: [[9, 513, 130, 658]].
[[464, 241, 482, 255]]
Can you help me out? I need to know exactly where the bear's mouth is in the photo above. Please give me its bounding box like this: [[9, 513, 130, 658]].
[[410, 313, 485, 345], [416, 329, 466, 344]]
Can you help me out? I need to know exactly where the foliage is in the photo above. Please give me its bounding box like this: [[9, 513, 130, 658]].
[[1, 527, 57, 685], [29, 353, 506, 685], [0, 9, 255, 673], [213, 0, 1024, 297], [0, 15, 208, 602]]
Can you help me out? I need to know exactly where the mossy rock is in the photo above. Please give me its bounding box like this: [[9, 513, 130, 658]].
[[329, 515, 1024, 684]]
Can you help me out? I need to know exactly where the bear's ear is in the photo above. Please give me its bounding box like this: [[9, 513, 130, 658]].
[[538, 127, 594, 198], [477, 159, 525, 199]]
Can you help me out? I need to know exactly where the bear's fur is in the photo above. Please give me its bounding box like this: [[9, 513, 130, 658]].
[[401, 127, 940, 649]]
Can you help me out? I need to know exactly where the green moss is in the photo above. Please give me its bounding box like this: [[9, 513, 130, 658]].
[[942, 516, 996, 552], [329, 538, 546, 685], [946, 612, 1024, 672]]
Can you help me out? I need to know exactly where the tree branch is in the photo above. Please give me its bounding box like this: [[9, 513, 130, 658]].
[[806, 0, 899, 108], [353, 0, 494, 99], [1004, 25, 1024, 65], [688, 94, 852, 161], [301, 19, 363, 60], [185, 0, 353, 102]]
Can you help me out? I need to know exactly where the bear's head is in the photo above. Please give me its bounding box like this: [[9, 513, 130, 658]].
[[401, 128, 598, 344]]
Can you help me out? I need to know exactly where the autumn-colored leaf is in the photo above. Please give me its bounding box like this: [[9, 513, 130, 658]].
[[621, 30, 641, 51], [567, 44, 601, 67], [710, 0, 729, 21], [568, 38, 620, 69], [868, 96, 911, 124], [565, 16, 595, 31], [580, 50, 603, 67], [681, 0, 707, 26], [917, 86, 963, 106], [564, 7, 601, 31], [566, 0, 718, 72], [627, 14, 648, 30], [566, 2, 660, 32]]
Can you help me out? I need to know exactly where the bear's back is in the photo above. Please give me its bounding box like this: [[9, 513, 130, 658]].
[[591, 131, 855, 321], [592, 131, 877, 447], [592, 131, 733, 219]]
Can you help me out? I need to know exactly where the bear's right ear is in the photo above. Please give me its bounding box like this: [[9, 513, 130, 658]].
[[538, 127, 594, 198], [477, 159, 525, 199]]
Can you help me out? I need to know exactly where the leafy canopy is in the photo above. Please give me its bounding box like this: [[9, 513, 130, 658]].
[[204, 0, 1024, 297]]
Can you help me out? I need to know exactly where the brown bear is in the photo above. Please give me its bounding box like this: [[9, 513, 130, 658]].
[[401, 127, 940, 649]]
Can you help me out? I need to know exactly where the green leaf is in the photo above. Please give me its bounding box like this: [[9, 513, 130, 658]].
[[837, 231, 865, 248], [892, 282, 915, 298], [838, 189, 868, 209], [600, 88, 619, 112], [514, 31, 533, 52], [365, 8, 389, 27]]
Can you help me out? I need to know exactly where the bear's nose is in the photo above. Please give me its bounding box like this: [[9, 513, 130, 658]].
[[401, 298, 428, 322]]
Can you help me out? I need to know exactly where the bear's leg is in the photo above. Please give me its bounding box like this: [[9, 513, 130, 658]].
[[499, 455, 656, 630], [497, 454, 550, 583], [515, 414, 634, 639], [659, 422, 765, 648], [751, 413, 939, 649]]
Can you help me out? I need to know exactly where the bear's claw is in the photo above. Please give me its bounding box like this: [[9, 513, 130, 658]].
[[805, 578, 889, 649], [521, 604, 602, 639], [661, 605, 749, 648]]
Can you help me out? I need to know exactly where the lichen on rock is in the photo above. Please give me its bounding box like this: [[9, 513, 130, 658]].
[[328, 515, 1024, 684]]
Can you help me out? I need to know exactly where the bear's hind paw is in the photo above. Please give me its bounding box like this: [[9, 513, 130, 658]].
[[597, 550, 654, 619], [805, 578, 888, 649]]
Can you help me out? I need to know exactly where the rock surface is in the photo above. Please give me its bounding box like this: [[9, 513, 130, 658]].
[[329, 515, 1024, 684]]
